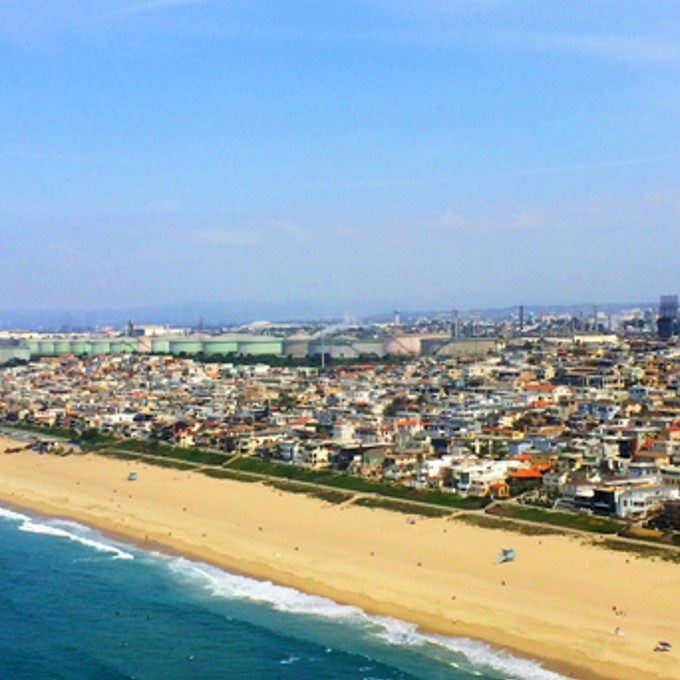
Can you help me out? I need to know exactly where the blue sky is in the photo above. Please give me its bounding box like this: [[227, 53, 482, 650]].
[[0, 0, 678, 314]]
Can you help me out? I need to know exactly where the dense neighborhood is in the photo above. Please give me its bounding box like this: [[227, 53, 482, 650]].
[[2, 323, 680, 529]]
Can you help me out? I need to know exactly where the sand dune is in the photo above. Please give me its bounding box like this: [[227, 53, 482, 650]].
[[0, 441, 678, 680]]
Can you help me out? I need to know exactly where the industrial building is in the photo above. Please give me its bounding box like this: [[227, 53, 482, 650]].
[[23, 334, 284, 359], [18, 330, 500, 361], [0, 340, 31, 365]]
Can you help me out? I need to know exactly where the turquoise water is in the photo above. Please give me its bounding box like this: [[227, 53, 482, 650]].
[[0, 507, 567, 680]]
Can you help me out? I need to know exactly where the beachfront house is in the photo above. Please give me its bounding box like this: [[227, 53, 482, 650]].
[[615, 485, 678, 520], [542, 468, 570, 497], [559, 480, 597, 511], [591, 482, 678, 519], [451, 459, 521, 497], [294, 443, 332, 469]]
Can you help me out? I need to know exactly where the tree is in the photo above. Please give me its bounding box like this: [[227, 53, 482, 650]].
[[384, 396, 409, 417]]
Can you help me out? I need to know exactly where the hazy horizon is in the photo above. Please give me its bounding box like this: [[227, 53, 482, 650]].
[[0, 298, 662, 332], [1, 1, 678, 311]]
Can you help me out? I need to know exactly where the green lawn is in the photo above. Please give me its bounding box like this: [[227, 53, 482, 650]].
[[598, 538, 680, 563], [95, 449, 197, 471], [114, 439, 230, 466], [264, 479, 353, 504], [353, 497, 452, 518], [455, 513, 564, 536], [198, 468, 261, 482], [487, 505, 624, 534], [228, 457, 489, 509]]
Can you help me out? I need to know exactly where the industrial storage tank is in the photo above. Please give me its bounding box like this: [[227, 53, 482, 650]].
[[109, 339, 137, 354], [25, 340, 41, 356], [40, 341, 57, 356], [151, 338, 171, 354], [349, 339, 385, 358], [0, 344, 30, 364], [28, 340, 56, 356], [309, 336, 360, 360], [168, 339, 204, 356], [381, 334, 422, 356], [430, 338, 499, 358], [420, 335, 453, 356], [70, 340, 90, 355], [203, 339, 239, 357], [55, 340, 72, 355], [282, 334, 313, 359], [90, 340, 112, 355], [236, 338, 283, 356]]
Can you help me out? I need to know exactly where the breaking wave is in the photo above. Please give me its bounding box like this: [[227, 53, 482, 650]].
[[0, 506, 133, 560], [165, 557, 567, 680]]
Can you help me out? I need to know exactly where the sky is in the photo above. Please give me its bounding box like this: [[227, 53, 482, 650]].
[[0, 0, 679, 315]]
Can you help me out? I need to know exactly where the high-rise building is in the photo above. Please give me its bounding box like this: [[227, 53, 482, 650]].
[[658, 295, 679, 339]]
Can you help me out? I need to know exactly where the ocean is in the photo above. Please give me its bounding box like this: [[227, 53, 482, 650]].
[[0, 507, 567, 680]]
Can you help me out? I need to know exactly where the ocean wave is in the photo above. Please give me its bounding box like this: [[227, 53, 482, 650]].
[[12, 516, 134, 560], [372, 618, 566, 680], [279, 656, 300, 665], [167, 559, 369, 624], [0, 507, 31, 523], [164, 556, 567, 680]]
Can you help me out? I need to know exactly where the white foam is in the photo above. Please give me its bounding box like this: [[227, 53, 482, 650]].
[[0, 507, 31, 523], [17, 519, 134, 560], [0, 503, 135, 560], [376, 620, 568, 680], [167, 558, 368, 624], [164, 556, 568, 680], [279, 656, 300, 665]]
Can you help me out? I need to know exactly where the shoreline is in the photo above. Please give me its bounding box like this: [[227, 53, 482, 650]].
[[0, 496, 592, 680], [0, 446, 677, 680]]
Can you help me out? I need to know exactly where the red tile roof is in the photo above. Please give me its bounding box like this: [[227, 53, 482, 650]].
[[509, 468, 544, 479]]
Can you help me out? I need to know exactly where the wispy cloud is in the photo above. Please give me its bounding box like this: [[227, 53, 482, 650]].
[[355, 2, 680, 68], [3, 1, 679, 72]]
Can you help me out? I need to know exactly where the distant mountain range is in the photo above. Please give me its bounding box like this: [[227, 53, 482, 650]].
[[0, 301, 659, 332]]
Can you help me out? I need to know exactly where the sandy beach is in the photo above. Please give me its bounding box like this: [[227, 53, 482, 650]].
[[0, 440, 678, 680]]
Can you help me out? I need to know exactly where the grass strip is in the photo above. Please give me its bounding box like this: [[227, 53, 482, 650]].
[[94, 449, 198, 471], [114, 440, 231, 466], [487, 505, 624, 534], [454, 513, 563, 536], [598, 538, 680, 563], [264, 479, 354, 504], [95, 450, 142, 462], [198, 468, 261, 483], [353, 497, 451, 518], [229, 458, 489, 509]]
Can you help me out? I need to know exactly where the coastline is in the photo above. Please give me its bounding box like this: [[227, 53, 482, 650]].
[[0, 445, 677, 680]]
